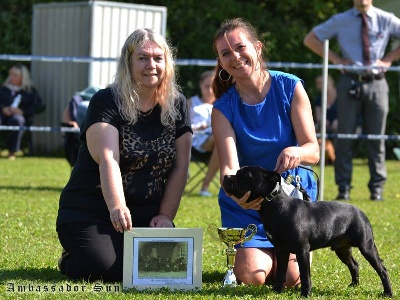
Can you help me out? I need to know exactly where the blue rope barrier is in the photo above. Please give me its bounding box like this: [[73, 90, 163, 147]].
[[2, 54, 400, 71], [0, 125, 79, 133], [319, 133, 400, 141], [1, 125, 399, 140]]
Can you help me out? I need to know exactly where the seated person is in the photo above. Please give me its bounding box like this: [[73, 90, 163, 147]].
[[314, 74, 338, 134], [62, 86, 100, 166], [0, 64, 42, 160], [188, 70, 219, 197], [314, 74, 337, 164]]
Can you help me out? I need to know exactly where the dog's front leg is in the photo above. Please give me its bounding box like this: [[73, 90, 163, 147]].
[[296, 249, 312, 297], [273, 249, 290, 293]]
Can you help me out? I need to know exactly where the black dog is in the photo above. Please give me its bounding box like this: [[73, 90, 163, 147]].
[[223, 166, 392, 297]]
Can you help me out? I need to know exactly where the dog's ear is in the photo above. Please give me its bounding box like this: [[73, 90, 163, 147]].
[[263, 170, 281, 183], [270, 171, 281, 184]]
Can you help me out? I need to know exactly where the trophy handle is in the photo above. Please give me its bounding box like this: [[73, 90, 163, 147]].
[[207, 223, 222, 242], [240, 224, 257, 246]]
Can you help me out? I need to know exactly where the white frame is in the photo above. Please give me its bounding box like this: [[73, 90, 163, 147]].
[[123, 228, 203, 291]]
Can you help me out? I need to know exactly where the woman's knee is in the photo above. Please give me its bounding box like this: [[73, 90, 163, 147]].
[[8, 115, 25, 126], [284, 258, 301, 287], [58, 224, 123, 282], [282, 252, 313, 287], [233, 248, 274, 285], [63, 248, 122, 282]]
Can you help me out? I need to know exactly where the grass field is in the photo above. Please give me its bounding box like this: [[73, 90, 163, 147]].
[[0, 157, 399, 299]]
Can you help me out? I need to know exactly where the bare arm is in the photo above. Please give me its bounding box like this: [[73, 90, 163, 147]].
[[303, 31, 350, 65], [274, 82, 320, 172], [62, 105, 79, 128], [86, 122, 132, 233], [211, 108, 260, 209], [211, 108, 240, 186], [150, 131, 192, 227], [377, 44, 400, 69]]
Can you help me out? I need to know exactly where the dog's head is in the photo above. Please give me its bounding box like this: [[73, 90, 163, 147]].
[[223, 166, 281, 202]]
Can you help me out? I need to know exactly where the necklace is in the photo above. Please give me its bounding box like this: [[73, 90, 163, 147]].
[[139, 105, 155, 117], [237, 71, 268, 104], [139, 96, 157, 116], [237, 81, 265, 104]]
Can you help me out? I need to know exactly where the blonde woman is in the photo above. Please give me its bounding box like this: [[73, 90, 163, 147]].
[[56, 29, 192, 282], [0, 64, 42, 159]]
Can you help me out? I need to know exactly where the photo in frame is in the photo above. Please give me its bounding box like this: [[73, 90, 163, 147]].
[[123, 228, 203, 291]]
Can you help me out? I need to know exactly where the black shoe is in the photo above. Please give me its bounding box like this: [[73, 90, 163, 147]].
[[370, 192, 383, 201], [58, 249, 70, 274], [336, 186, 351, 200], [336, 191, 350, 200]]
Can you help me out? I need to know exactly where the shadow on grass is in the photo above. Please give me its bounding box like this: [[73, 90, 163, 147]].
[[202, 270, 225, 283], [0, 269, 224, 286], [1, 268, 383, 298], [0, 266, 64, 282], [0, 185, 63, 192]]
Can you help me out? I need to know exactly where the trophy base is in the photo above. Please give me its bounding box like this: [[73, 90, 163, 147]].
[[223, 269, 237, 287]]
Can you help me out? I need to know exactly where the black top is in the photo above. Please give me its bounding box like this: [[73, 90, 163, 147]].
[[56, 88, 192, 228], [0, 86, 42, 120]]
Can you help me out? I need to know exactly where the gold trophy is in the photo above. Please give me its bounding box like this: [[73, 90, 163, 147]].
[[207, 223, 257, 286]]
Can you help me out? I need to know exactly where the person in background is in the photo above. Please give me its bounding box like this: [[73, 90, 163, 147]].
[[56, 28, 192, 282], [314, 74, 338, 164], [62, 86, 101, 129], [188, 69, 219, 197], [0, 64, 42, 160], [61, 86, 100, 167], [211, 18, 319, 287], [304, 0, 400, 201], [314, 74, 338, 135]]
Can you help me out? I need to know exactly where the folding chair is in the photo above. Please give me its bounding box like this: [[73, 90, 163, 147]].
[[185, 147, 219, 195]]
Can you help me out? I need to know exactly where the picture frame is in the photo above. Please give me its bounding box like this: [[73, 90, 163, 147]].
[[123, 228, 203, 291]]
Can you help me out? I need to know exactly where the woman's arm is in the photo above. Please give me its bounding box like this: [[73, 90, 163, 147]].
[[86, 122, 132, 233], [211, 108, 240, 185], [212, 108, 260, 209], [150, 131, 192, 227], [274, 82, 320, 173], [62, 104, 79, 128]]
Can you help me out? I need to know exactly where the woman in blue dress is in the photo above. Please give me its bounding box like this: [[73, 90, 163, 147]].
[[211, 18, 320, 287]]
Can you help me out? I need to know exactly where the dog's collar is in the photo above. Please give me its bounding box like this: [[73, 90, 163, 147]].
[[261, 181, 280, 202]]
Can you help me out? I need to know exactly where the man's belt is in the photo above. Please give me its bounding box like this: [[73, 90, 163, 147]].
[[344, 72, 385, 82]]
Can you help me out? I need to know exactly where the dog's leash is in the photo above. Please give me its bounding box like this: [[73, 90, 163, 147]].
[[298, 165, 320, 201]]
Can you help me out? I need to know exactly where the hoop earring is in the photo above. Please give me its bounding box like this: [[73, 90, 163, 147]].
[[218, 69, 231, 82]]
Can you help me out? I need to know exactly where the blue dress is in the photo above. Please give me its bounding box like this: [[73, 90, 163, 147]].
[[213, 70, 318, 248]]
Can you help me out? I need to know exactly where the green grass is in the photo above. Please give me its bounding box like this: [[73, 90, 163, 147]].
[[0, 157, 399, 299]]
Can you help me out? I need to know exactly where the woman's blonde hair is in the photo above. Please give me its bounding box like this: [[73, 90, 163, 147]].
[[4, 64, 33, 92], [212, 18, 267, 99], [111, 28, 180, 126]]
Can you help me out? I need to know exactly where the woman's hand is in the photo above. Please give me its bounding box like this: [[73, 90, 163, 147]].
[[2, 106, 12, 117], [9, 107, 23, 115], [227, 191, 263, 211], [110, 205, 132, 233], [149, 214, 175, 228], [274, 146, 302, 174]]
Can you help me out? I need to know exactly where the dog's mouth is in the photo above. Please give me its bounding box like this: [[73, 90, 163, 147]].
[[223, 168, 282, 202], [223, 175, 246, 198]]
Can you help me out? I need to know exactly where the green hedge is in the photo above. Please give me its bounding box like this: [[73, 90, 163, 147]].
[[1, 0, 399, 158]]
